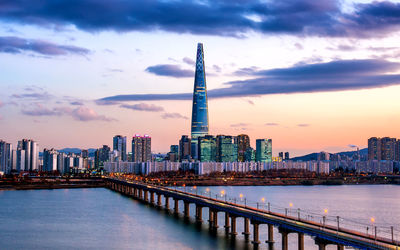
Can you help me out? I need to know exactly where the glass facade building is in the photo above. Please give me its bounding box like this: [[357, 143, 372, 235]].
[[191, 43, 209, 140], [236, 134, 250, 162], [113, 135, 127, 161], [198, 135, 216, 162], [256, 139, 272, 162], [216, 135, 235, 162]]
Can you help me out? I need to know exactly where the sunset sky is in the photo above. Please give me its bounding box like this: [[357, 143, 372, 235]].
[[1, 0, 400, 156]]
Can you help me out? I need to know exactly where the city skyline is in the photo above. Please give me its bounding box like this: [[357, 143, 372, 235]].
[[1, 0, 400, 156]]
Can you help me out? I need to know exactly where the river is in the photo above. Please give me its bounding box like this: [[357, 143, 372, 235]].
[[1, 185, 399, 249]]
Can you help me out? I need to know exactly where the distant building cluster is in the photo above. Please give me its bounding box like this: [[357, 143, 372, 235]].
[[42, 148, 94, 174], [368, 137, 400, 161], [104, 161, 330, 175]]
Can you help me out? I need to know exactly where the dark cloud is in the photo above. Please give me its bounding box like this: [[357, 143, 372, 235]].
[[265, 123, 279, 126], [146, 64, 193, 78], [100, 59, 400, 102], [0, 36, 89, 56], [120, 103, 164, 112], [161, 112, 188, 120], [1, 0, 400, 38]]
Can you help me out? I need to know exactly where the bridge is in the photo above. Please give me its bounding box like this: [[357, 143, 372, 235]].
[[105, 178, 399, 250]]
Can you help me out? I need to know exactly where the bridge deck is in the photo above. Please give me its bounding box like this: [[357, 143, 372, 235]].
[[108, 178, 399, 250]]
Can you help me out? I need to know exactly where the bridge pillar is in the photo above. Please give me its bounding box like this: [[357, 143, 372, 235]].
[[251, 221, 261, 246], [139, 189, 143, 199], [174, 199, 179, 214], [279, 227, 289, 250], [157, 193, 162, 207], [212, 210, 219, 230], [144, 190, 148, 202], [150, 192, 155, 204], [133, 188, 137, 198], [184, 201, 190, 219], [224, 212, 230, 232], [314, 238, 328, 250], [165, 196, 170, 209], [242, 218, 250, 241], [230, 216, 237, 236], [208, 209, 214, 226], [195, 205, 203, 223], [265, 224, 274, 247], [298, 232, 304, 250], [337, 245, 344, 250]]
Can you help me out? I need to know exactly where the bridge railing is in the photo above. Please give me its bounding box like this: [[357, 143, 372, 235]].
[[173, 185, 400, 244]]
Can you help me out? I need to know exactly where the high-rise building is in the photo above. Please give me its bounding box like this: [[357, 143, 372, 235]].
[[17, 139, 39, 171], [237, 134, 250, 162], [113, 135, 127, 161], [284, 152, 290, 160], [57, 152, 66, 174], [245, 147, 255, 162], [179, 136, 191, 161], [95, 145, 110, 168], [278, 152, 284, 159], [132, 135, 152, 162], [381, 137, 396, 161], [256, 139, 272, 162], [43, 148, 58, 172], [198, 135, 216, 162], [191, 43, 209, 160], [191, 43, 209, 139], [0, 140, 12, 174], [368, 137, 397, 161], [368, 137, 381, 160], [216, 135, 235, 162]]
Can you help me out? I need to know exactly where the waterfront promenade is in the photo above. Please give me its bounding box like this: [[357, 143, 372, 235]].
[[106, 177, 399, 250]]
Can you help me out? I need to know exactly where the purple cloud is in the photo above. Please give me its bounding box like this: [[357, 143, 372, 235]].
[[297, 124, 310, 127], [231, 123, 249, 127], [265, 123, 279, 126], [100, 59, 400, 102], [161, 112, 188, 120], [0, 36, 89, 56], [146, 64, 193, 78], [70, 106, 115, 121], [120, 103, 164, 112], [182, 57, 195, 66]]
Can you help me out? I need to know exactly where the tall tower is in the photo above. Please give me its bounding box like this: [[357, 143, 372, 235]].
[[191, 43, 209, 139], [191, 43, 209, 160]]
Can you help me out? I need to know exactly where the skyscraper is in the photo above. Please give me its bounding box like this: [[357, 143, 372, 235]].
[[132, 135, 151, 162], [17, 139, 38, 171], [256, 139, 272, 163], [191, 43, 209, 160], [216, 135, 235, 162], [113, 135, 127, 161], [0, 140, 12, 174], [179, 135, 191, 161], [236, 134, 250, 162], [198, 135, 216, 162]]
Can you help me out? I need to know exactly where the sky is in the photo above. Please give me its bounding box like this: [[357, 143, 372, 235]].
[[1, 0, 400, 156]]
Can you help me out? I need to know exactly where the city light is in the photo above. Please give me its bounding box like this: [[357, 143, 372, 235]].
[[261, 197, 265, 202], [289, 203, 293, 207], [324, 209, 328, 214], [239, 193, 243, 198], [371, 217, 375, 223]]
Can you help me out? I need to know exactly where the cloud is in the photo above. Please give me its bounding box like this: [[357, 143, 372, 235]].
[[146, 64, 193, 78], [21, 103, 62, 116], [213, 65, 222, 73], [348, 144, 358, 148], [0, 36, 89, 56], [297, 123, 310, 127], [246, 100, 254, 105], [265, 122, 279, 126], [182, 57, 195, 66], [2, 0, 400, 38], [70, 106, 115, 121], [161, 112, 188, 120], [21, 104, 115, 122], [231, 123, 249, 127], [120, 103, 164, 112], [70, 101, 83, 106], [100, 59, 400, 102], [12, 92, 53, 100]]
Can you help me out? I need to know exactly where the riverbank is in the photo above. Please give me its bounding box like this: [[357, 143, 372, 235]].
[[0, 178, 105, 190]]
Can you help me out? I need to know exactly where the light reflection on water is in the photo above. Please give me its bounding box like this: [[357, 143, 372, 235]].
[[0, 185, 399, 250]]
